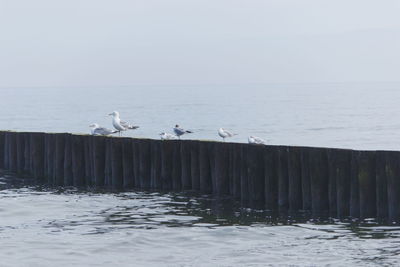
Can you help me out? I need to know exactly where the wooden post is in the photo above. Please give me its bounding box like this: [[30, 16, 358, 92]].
[[71, 135, 85, 187], [0, 131, 4, 169], [350, 151, 360, 218], [227, 143, 234, 196], [199, 141, 212, 193], [30, 132, 45, 181], [288, 146, 302, 211], [132, 140, 140, 188], [240, 144, 249, 206], [327, 149, 338, 217], [171, 140, 182, 191], [358, 151, 376, 219], [63, 134, 73, 186], [122, 138, 135, 189], [385, 151, 400, 223], [16, 132, 25, 175], [3, 132, 9, 170], [375, 151, 388, 220], [328, 148, 351, 218], [54, 133, 65, 186], [150, 140, 162, 190], [9, 132, 17, 173], [104, 138, 113, 187], [208, 142, 216, 193], [247, 144, 265, 209], [92, 135, 106, 187], [180, 140, 192, 190], [83, 136, 93, 186], [309, 147, 329, 216], [278, 146, 289, 212], [44, 134, 56, 184], [111, 137, 123, 190], [264, 146, 279, 211], [231, 143, 242, 199], [23, 133, 31, 173], [300, 148, 312, 211], [190, 141, 200, 191], [214, 142, 230, 195], [139, 139, 151, 189], [160, 140, 174, 191]]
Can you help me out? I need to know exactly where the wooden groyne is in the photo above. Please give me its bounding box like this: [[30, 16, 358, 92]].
[[0, 131, 399, 222]]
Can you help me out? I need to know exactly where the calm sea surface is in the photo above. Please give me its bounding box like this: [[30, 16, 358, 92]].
[[1, 83, 400, 266]]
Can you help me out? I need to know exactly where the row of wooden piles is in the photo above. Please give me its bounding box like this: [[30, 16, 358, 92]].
[[0, 131, 399, 221]]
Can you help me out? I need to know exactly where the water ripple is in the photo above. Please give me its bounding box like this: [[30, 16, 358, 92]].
[[0, 175, 399, 266]]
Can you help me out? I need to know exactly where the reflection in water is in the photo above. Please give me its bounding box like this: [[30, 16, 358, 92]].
[[1, 173, 400, 266]]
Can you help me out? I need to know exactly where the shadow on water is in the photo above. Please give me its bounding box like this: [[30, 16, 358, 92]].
[[1, 171, 400, 240]]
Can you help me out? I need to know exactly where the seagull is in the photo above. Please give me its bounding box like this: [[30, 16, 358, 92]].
[[108, 111, 139, 136], [248, 136, 267, 145], [160, 132, 177, 140], [173, 125, 193, 139], [89, 123, 118, 136], [218, 128, 237, 142]]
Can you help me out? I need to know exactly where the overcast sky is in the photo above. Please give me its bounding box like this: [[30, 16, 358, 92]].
[[1, 0, 400, 87]]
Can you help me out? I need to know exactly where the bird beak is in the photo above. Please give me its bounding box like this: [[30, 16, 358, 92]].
[[108, 113, 112, 116]]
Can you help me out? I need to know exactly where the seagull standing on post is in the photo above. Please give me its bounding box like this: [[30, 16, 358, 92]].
[[89, 123, 118, 136], [248, 136, 267, 145], [108, 111, 139, 136], [173, 125, 193, 139], [160, 132, 177, 140], [218, 128, 237, 142]]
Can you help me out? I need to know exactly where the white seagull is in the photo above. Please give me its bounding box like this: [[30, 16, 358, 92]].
[[248, 136, 267, 145], [108, 111, 139, 136], [218, 128, 237, 141], [160, 132, 177, 140], [173, 125, 193, 139], [89, 123, 118, 136]]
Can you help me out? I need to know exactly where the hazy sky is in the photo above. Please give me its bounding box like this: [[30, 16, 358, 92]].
[[1, 0, 400, 87]]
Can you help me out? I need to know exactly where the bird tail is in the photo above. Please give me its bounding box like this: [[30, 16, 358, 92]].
[[186, 130, 193, 133], [128, 126, 139, 130]]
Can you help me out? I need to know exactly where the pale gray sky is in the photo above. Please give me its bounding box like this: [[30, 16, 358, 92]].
[[1, 0, 400, 87]]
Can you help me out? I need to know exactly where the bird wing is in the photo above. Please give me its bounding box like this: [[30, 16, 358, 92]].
[[120, 120, 130, 127], [254, 137, 266, 144], [225, 130, 235, 137], [128, 125, 139, 129], [95, 127, 116, 135], [121, 120, 139, 130], [174, 128, 185, 135]]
